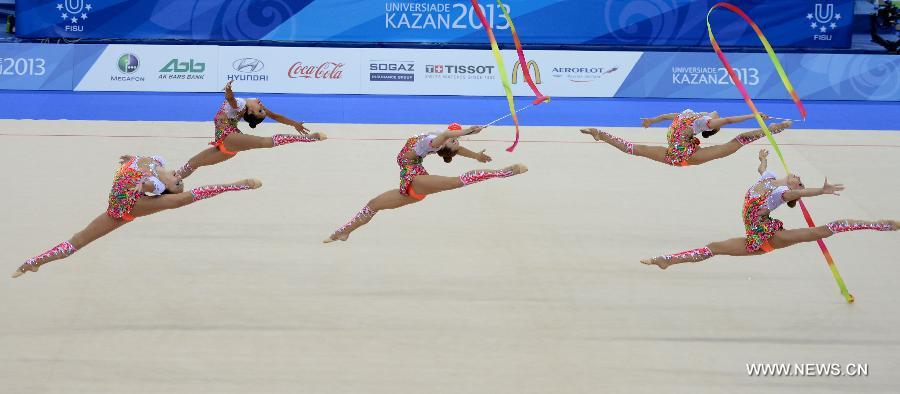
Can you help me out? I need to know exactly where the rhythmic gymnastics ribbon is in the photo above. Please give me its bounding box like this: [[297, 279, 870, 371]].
[[471, 0, 548, 152], [707, 2, 853, 303], [495, 0, 550, 105]]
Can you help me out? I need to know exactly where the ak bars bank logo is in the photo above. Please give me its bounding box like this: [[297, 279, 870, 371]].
[[55, 0, 92, 32]]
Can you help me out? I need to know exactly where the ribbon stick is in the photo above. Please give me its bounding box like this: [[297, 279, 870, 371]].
[[495, 0, 550, 105], [708, 2, 853, 303], [769, 116, 805, 122], [470, 0, 521, 152], [483, 103, 535, 127]]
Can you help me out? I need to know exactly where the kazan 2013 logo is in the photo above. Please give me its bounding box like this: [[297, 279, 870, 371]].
[[56, 1, 92, 32]]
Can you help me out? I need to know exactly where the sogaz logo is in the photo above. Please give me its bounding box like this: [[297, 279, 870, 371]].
[[369, 60, 415, 82]]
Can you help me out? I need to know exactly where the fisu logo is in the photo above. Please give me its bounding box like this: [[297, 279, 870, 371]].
[[56, 1, 92, 32], [806, 3, 842, 38], [814, 3, 834, 24]]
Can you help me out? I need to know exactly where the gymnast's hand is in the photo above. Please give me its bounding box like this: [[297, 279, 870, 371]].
[[822, 178, 844, 196], [293, 122, 310, 135], [477, 150, 492, 163]]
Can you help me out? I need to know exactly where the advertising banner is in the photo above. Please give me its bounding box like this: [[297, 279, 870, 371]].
[[15, 0, 855, 49], [1, 43, 897, 101], [219, 46, 360, 94], [0, 43, 73, 90], [73, 44, 219, 92], [616, 52, 900, 101]]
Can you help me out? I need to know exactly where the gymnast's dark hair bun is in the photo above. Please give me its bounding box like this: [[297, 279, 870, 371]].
[[437, 146, 456, 163], [702, 128, 720, 138], [243, 112, 264, 129], [787, 199, 798, 208]]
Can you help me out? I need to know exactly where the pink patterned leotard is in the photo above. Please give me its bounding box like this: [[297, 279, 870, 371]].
[[665, 109, 714, 166], [396, 133, 441, 198], [211, 98, 250, 146], [742, 171, 791, 252], [107, 156, 168, 221]]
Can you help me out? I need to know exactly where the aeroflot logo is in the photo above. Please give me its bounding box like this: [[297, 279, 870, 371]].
[[232, 58, 265, 73], [511, 60, 541, 84]]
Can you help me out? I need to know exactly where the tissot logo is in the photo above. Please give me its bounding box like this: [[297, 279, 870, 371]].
[[232, 58, 264, 73], [425, 65, 494, 74], [424, 64, 497, 81]]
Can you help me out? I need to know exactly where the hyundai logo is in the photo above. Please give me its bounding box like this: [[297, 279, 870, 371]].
[[232, 58, 265, 73]]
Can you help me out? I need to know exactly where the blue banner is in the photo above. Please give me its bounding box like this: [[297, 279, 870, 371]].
[[616, 52, 900, 101], [16, 0, 854, 49], [0, 43, 73, 90], [2, 43, 896, 101]]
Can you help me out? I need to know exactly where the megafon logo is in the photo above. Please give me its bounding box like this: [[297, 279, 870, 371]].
[[512, 60, 541, 84], [160, 59, 206, 73], [112, 53, 144, 82], [117, 53, 139, 74], [56, 1, 92, 32], [807, 3, 842, 41]]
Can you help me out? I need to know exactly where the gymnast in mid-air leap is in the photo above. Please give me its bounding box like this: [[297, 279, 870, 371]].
[[641, 149, 899, 269], [580, 109, 791, 167], [324, 123, 528, 243], [12, 155, 261, 278], [172, 80, 327, 180]]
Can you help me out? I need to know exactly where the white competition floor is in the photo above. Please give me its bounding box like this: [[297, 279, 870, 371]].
[[1, 120, 898, 393]]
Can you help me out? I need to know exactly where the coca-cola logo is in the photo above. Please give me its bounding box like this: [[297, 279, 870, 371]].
[[288, 62, 345, 79]]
